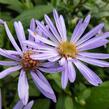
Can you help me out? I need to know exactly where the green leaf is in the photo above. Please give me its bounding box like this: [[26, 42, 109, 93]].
[[33, 99, 50, 109], [14, 4, 53, 28], [0, 0, 22, 13], [56, 94, 66, 109], [65, 95, 74, 109], [47, 73, 61, 88], [29, 80, 40, 97], [85, 82, 109, 109]]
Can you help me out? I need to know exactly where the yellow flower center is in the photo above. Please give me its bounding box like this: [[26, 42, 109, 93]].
[[58, 41, 78, 58], [21, 50, 40, 71]]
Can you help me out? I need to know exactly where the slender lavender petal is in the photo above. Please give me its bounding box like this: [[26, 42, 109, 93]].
[[59, 15, 67, 41], [31, 53, 59, 60], [76, 23, 104, 46], [0, 65, 22, 79], [23, 40, 56, 51], [14, 21, 26, 51], [77, 56, 109, 67], [77, 32, 109, 51], [23, 100, 34, 109], [39, 62, 56, 67], [0, 19, 4, 24], [18, 70, 29, 105], [53, 9, 64, 41], [61, 66, 68, 89], [28, 30, 58, 47], [73, 60, 102, 86], [0, 61, 19, 66], [5, 50, 22, 56], [31, 71, 53, 93], [67, 61, 76, 82], [44, 15, 61, 42], [29, 18, 35, 41], [36, 70, 56, 102], [36, 20, 59, 44], [71, 19, 83, 41], [78, 52, 109, 59], [59, 57, 66, 66], [48, 55, 61, 62], [31, 71, 56, 102], [61, 59, 68, 89], [13, 100, 24, 109], [3, 22, 22, 52], [79, 39, 108, 51], [39, 66, 63, 73], [0, 48, 21, 61], [71, 15, 91, 43]]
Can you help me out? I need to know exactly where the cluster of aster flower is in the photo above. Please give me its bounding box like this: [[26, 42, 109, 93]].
[[0, 9, 109, 108]]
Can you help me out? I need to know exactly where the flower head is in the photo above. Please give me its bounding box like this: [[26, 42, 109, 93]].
[[0, 19, 58, 104], [26, 10, 109, 89]]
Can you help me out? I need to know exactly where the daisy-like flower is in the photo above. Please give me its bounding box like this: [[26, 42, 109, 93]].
[[25, 10, 109, 89], [0, 19, 58, 104], [13, 100, 34, 109]]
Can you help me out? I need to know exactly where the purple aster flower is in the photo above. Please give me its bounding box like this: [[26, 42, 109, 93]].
[[13, 100, 34, 109], [25, 10, 109, 89], [0, 19, 58, 104]]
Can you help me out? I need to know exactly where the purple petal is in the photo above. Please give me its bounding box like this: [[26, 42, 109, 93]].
[[18, 70, 29, 105], [14, 21, 26, 51], [23, 40, 55, 51], [3, 22, 21, 52], [79, 39, 108, 51], [31, 71, 56, 102], [29, 18, 36, 41], [78, 52, 109, 59], [0, 61, 19, 66], [77, 32, 109, 51], [0, 65, 22, 79], [28, 30, 58, 47], [59, 15, 67, 41], [48, 55, 61, 62], [53, 9, 64, 41], [73, 59, 102, 86], [44, 15, 61, 42], [36, 20, 59, 44], [0, 19, 4, 24], [0, 48, 21, 61], [76, 23, 104, 46], [61, 59, 68, 89], [59, 57, 66, 66], [67, 61, 76, 82], [77, 56, 109, 67], [24, 100, 34, 109], [31, 52, 59, 60], [5, 50, 22, 56], [71, 19, 83, 41], [71, 15, 91, 43], [39, 66, 63, 73], [40, 62, 56, 67], [13, 100, 24, 109]]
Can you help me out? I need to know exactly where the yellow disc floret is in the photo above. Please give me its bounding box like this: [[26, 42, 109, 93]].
[[21, 50, 40, 71], [58, 41, 78, 58]]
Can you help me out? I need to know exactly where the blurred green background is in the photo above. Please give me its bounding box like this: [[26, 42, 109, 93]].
[[1, 0, 109, 109]]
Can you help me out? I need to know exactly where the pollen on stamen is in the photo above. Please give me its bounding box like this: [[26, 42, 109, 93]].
[[21, 50, 40, 71], [58, 41, 78, 58]]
